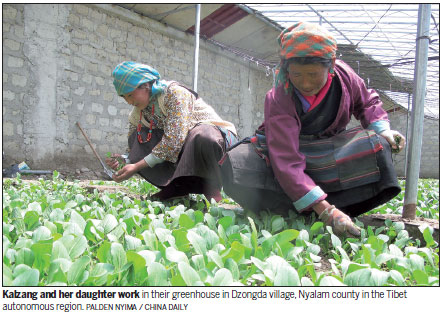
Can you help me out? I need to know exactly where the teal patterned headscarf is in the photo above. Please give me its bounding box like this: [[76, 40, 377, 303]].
[[112, 61, 167, 96]]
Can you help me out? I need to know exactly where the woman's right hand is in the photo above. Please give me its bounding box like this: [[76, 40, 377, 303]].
[[105, 153, 123, 170], [318, 205, 361, 237]]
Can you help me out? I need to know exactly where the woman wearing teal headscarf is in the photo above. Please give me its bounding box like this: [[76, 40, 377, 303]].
[[107, 61, 237, 201]]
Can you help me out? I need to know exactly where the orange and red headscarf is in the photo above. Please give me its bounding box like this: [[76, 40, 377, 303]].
[[275, 22, 337, 92]]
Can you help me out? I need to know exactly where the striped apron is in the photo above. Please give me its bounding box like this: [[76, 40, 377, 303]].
[[220, 127, 400, 216]]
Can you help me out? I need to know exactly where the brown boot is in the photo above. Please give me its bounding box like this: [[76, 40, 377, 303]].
[[203, 184, 222, 202], [151, 184, 187, 201]]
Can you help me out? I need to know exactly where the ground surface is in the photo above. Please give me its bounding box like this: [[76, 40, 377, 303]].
[[8, 167, 112, 181]]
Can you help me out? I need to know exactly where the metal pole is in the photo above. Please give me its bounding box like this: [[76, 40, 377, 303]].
[[404, 93, 411, 177], [192, 4, 201, 92], [403, 4, 431, 219]]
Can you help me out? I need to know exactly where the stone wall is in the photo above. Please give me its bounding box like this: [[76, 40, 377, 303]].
[[371, 109, 439, 179], [2, 3, 272, 171], [2, 4, 439, 178], [348, 109, 439, 179], [419, 117, 439, 178]]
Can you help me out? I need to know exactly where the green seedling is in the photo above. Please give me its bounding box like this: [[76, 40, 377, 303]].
[[2, 176, 439, 286], [107, 152, 125, 170], [392, 136, 401, 153]]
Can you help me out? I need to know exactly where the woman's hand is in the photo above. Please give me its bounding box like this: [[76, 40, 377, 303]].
[[312, 200, 360, 237], [380, 130, 406, 153], [112, 158, 150, 183], [105, 153, 124, 170], [318, 205, 361, 237], [112, 164, 138, 183]]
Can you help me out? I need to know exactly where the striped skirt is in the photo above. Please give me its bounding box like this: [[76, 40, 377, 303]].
[[221, 127, 401, 217]]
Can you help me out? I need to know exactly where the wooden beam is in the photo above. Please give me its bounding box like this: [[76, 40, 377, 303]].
[[356, 214, 439, 244]]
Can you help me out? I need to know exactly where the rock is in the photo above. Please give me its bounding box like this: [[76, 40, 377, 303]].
[[75, 169, 81, 175], [80, 167, 90, 173]]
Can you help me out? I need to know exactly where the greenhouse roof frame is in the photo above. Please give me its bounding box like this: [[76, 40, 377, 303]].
[[117, 3, 439, 119], [246, 3, 440, 119]]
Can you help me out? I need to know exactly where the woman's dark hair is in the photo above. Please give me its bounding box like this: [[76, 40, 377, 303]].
[[284, 57, 332, 69], [119, 82, 152, 97], [137, 82, 153, 89]]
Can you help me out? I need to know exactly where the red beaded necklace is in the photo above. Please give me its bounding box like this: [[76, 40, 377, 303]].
[[136, 103, 155, 143]]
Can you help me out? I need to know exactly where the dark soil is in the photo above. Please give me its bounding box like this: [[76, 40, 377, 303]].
[[357, 213, 439, 242], [5, 167, 112, 182]]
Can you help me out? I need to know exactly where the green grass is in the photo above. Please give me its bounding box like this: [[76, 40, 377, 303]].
[[2, 172, 439, 286]]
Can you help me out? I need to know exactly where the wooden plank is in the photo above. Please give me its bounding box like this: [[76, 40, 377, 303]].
[[356, 214, 439, 243]]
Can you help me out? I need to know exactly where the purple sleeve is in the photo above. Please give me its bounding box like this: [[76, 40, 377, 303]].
[[264, 88, 327, 210], [338, 61, 389, 128]]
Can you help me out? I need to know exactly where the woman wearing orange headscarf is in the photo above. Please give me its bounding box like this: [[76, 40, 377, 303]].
[[222, 22, 405, 237]]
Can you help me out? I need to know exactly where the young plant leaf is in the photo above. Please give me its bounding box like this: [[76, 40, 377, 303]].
[[111, 242, 127, 271], [127, 251, 147, 282], [32, 226, 52, 242], [166, 246, 189, 264], [138, 250, 158, 267], [301, 276, 314, 286], [212, 268, 233, 286], [66, 235, 88, 260], [48, 259, 69, 284], [274, 263, 300, 286], [412, 269, 429, 285], [24, 211, 40, 231], [101, 214, 118, 234], [179, 214, 195, 230], [51, 240, 70, 261], [70, 210, 86, 232], [408, 254, 425, 272], [172, 229, 190, 252], [178, 261, 203, 286], [97, 241, 112, 263], [124, 235, 142, 251], [224, 258, 240, 281], [12, 267, 40, 286], [147, 262, 168, 286], [271, 216, 285, 233], [218, 216, 233, 230], [207, 250, 223, 268], [187, 230, 207, 255], [319, 276, 345, 286], [223, 241, 245, 263], [31, 241, 53, 273], [67, 256, 90, 285], [15, 248, 35, 267], [389, 269, 405, 286]]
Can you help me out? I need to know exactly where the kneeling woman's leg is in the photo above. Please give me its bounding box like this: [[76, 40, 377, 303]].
[[127, 128, 176, 187], [222, 181, 293, 216], [172, 124, 228, 202], [220, 141, 294, 215], [128, 125, 227, 201]]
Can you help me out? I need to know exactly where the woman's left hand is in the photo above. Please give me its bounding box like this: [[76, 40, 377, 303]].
[[112, 164, 138, 182], [380, 130, 406, 153]]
